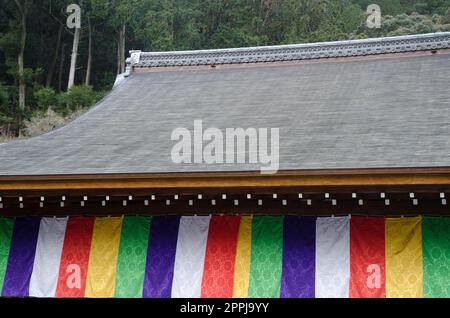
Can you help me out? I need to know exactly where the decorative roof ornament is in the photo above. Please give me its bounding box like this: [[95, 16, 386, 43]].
[[131, 32, 450, 68], [124, 50, 142, 77]]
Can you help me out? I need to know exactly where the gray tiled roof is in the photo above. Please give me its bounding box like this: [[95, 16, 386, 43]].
[[0, 34, 449, 176]]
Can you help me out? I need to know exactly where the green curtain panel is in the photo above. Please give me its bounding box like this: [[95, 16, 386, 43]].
[[0, 218, 14, 293], [114, 216, 151, 298], [248, 216, 283, 298], [422, 217, 450, 298]]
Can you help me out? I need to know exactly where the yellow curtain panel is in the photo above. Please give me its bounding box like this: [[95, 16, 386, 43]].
[[232, 216, 253, 298], [385, 217, 423, 298], [85, 217, 123, 298]]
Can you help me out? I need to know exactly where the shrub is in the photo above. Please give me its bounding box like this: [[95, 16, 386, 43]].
[[413, 3, 429, 15], [414, 20, 435, 33], [0, 84, 9, 109], [0, 132, 17, 144], [443, 8, 450, 24], [58, 85, 97, 112], [21, 107, 88, 138], [22, 108, 66, 137], [34, 87, 57, 110], [94, 90, 107, 102], [0, 113, 13, 126], [0, 83, 14, 128]]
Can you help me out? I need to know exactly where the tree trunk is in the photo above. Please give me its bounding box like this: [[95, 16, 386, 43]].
[[46, 24, 63, 88], [85, 18, 92, 86], [15, 0, 28, 110], [18, 48, 25, 111], [116, 40, 121, 75], [67, 27, 80, 90], [58, 43, 66, 92], [121, 23, 126, 74], [117, 23, 126, 75]]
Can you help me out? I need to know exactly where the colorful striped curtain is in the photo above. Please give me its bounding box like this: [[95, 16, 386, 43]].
[[0, 215, 449, 298]]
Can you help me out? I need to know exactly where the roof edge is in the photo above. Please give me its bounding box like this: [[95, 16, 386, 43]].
[[1, 167, 450, 192], [131, 32, 450, 68]]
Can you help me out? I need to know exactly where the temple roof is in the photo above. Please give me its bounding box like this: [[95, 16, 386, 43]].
[[0, 32, 449, 176], [132, 32, 450, 68]]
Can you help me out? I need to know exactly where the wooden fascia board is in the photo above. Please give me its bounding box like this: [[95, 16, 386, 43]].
[[0, 168, 450, 192]]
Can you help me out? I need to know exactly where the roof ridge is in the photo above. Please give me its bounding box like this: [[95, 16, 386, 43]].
[[129, 32, 450, 68]]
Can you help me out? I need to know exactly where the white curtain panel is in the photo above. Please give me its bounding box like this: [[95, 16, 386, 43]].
[[315, 216, 350, 298], [29, 217, 68, 297], [171, 216, 211, 298]]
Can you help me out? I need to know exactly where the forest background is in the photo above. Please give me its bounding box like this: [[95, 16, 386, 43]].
[[1, 0, 449, 140]]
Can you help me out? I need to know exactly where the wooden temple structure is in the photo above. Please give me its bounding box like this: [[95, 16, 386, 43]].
[[0, 32, 449, 217], [0, 32, 449, 299]]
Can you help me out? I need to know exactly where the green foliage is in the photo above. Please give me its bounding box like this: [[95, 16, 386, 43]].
[[358, 12, 450, 37], [0, 83, 9, 108], [0, 85, 13, 125], [34, 87, 57, 110], [354, 0, 450, 15], [0, 113, 13, 126], [94, 90, 107, 103], [56, 85, 101, 113], [0, 0, 449, 138], [443, 7, 450, 23], [0, 83, 15, 129]]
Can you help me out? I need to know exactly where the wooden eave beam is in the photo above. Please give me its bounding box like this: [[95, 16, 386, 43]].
[[0, 168, 449, 194]]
